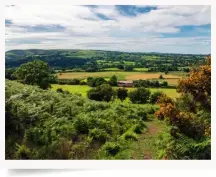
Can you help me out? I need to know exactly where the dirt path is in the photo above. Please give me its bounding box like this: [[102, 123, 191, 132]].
[[129, 119, 166, 160]]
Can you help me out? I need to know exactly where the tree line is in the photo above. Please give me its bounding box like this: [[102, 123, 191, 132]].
[[6, 60, 173, 89]]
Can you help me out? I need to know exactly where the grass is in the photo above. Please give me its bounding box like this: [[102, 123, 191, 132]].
[[119, 118, 168, 159], [57, 71, 181, 85], [51, 84, 179, 98], [124, 61, 135, 65], [134, 68, 149, 71], [103, 68, 121, 71], [169, 71, 188, 77], [52, 84, 90, 97], [57, 71, 128, 80], [141, 56, 160, 60]]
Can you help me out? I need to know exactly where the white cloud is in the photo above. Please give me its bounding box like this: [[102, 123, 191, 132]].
[[5, 5, 211, 54]]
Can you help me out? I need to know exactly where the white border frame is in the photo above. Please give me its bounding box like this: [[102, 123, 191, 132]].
[[0, 0, 215, 171]]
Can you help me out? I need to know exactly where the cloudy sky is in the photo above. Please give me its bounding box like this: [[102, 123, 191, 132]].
[[5, 5, 211, 54]]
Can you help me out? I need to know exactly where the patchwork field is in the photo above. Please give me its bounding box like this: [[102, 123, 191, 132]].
[[125, 73, 180, 80], [134, 68, 149, 71], [51, 84, 179, 98], [57, 71, 181, 86]]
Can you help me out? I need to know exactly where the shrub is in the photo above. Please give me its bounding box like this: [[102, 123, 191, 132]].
[[128, 87, 151, 104], [87, 84, 114, 102], [15, 144, 31, 159], [160, 81, 168, 87], [159, 74, 164, 79], [80, 81, 86, 85], [124, 65, 134, 71], [102, 142, 121, 156], [89, 128, 108, 143], [137, 110, 148, 120], [122, 131, 138, 141], [56, 88, 64, 93], [87, 77, 107, 87], [63, 90, 70, 94], [132, 124, 144, 134], [150, 91, 163, 104], [74, 117, 89, 134]]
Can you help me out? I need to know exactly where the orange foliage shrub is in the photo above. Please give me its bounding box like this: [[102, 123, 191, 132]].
[[155, 56, 211, 138]]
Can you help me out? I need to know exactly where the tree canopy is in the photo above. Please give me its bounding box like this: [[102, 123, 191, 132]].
[[14, 60, 55, 89]]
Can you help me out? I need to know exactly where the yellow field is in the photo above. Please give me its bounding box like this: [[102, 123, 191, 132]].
[[57, 71, 181, 86], [57, 71, 180, 79], [125, 73, 180, 80]]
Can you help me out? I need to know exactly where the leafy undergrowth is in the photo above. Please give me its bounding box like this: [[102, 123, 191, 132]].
[[6, 80, 161, 160]]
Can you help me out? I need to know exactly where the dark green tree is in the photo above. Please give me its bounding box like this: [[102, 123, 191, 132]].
[[124, 65, 134, 71], [14, 60, 54, 89], [87, 84, 114, 102], [128, 87, 151, 104], [109, 75, 117, 86], [5, 68, 16, 80], [117, 88, 128, 102], [161, 81, 168, 87], [117, 64, 124, 70], [87, 77, 107, 87]]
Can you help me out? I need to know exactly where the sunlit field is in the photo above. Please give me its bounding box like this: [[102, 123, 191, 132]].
[[51, 84, 179, 98]]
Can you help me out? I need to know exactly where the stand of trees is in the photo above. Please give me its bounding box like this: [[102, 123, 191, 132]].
[[133, 79, 168, 88], [87, 84, 115, 102], [87, 85, 162, 105]]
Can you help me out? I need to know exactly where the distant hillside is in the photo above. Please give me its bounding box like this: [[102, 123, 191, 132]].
[[5, 49, 152, 68], [5, 49, 206, 69]]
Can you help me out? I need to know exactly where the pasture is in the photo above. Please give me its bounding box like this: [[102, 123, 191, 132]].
[[51, 84, 179, 98], [57, 71, 181, 86]]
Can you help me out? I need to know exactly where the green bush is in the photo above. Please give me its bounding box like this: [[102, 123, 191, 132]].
[[87, 84, 114, 102], [132, 124, 144, 134], [122, 131, 138, 141], [102, 142, 122, 156], [150, 91, 163, 104], [15, 144, 31, 159], [128, 87, 151, 104], [56, 88, 63, 93], [137, 110, 148, 120], [89, 128, 108, 142]]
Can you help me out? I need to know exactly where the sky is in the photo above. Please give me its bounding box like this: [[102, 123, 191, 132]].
[[5, 5, 211, 54]]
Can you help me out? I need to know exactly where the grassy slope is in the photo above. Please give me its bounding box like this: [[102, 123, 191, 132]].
[[51, 84, 178, 98], [116, 118, 168, 159]]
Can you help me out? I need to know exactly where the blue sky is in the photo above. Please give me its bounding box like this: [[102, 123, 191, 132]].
[[5, 5, 211, 54]]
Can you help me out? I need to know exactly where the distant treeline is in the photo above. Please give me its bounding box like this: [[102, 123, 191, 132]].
[[6, 49, 206, 72]]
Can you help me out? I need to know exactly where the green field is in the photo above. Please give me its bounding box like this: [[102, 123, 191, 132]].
[[103, 68, 121, 71], [57, 71, 181, 86], [134, 68, 149, 71], [51, 84, 178, 98]]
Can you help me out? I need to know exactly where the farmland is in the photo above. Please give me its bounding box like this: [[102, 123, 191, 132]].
[[51, 84, 179, 98], [57, 71, 181, 86]]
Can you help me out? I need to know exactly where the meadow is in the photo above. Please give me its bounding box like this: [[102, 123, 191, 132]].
[[57, 71, 181, 86], [51, 84, 179, 98]]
